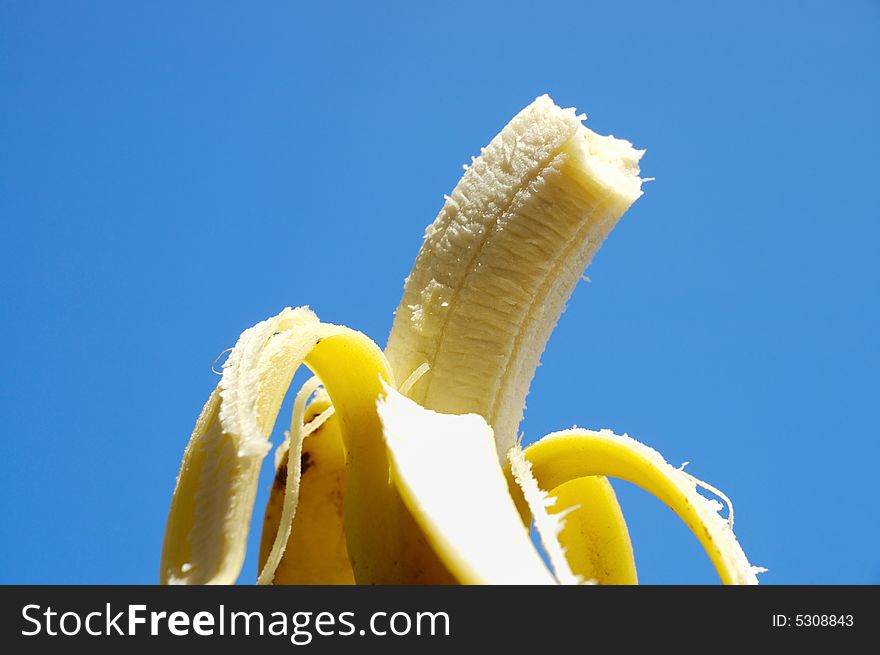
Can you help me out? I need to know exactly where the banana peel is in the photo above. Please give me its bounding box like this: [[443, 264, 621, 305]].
[[160, 95, 763, 585], [258, 400, 354, 585]]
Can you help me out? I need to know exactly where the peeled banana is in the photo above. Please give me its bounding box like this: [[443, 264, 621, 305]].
[[160, 95, 763, 585]]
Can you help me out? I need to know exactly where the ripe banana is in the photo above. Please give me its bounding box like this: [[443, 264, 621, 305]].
[[161, 95, 763, 585]]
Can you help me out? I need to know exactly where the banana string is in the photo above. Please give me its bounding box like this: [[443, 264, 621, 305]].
[[257, 375, 324, 585], [678, 462, 735, 530], [210, 347, 233, 375]]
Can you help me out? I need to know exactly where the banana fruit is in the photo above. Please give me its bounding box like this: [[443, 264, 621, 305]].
[[161, 95, 763, 585]]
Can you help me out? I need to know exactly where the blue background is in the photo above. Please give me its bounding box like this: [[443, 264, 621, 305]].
[[2, 1, 877, 584]]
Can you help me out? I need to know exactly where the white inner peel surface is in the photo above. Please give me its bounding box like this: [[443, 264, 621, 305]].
[[163, 307, 351, 585], [377, 387, 556, 584]]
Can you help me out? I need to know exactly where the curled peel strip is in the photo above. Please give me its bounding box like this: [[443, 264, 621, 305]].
[[161, 307, 397, 584], [517, 430, 764, 585]]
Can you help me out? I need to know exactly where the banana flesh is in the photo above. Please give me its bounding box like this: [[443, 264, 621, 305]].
[[386, 94, 644, 459]]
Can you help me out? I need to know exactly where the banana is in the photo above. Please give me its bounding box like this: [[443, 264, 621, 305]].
[[162, 95, 763, 585]]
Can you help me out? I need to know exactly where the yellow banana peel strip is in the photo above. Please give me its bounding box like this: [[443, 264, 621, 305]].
[[513, 430, 764, 585], [505, 454, 638, 585], [161, 306, 317, 584], [548, 476, 638, 585], [161, 306, 399, 584]]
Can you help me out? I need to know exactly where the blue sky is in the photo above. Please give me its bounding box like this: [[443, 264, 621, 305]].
[[1, 1, 877, 584]]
